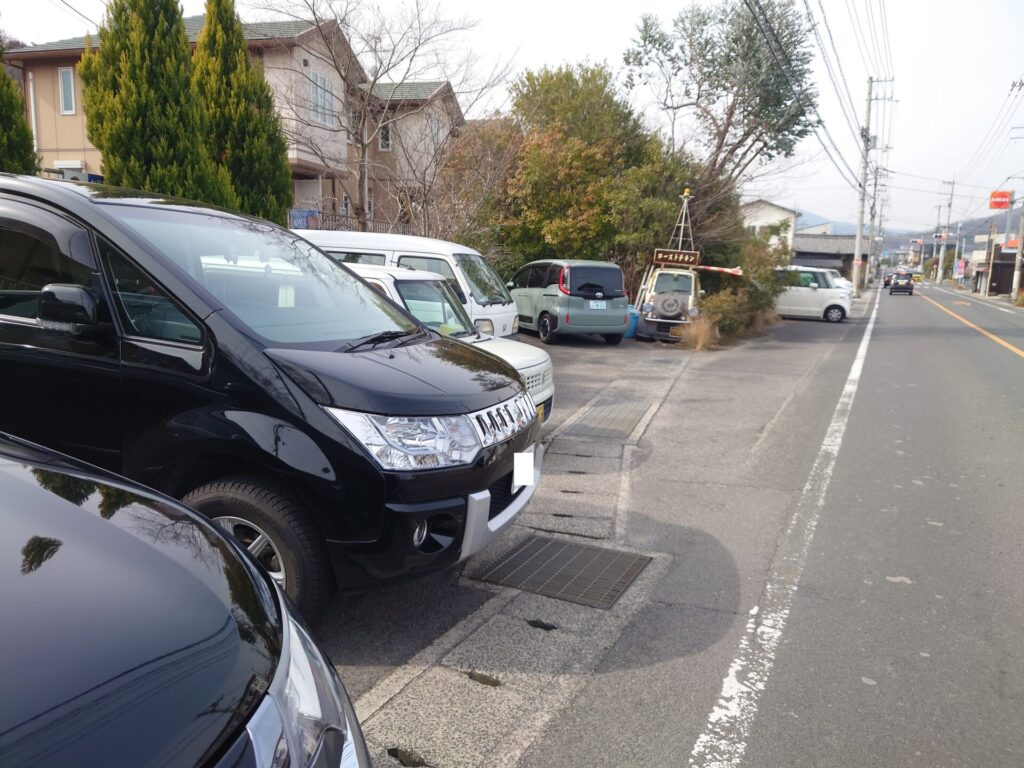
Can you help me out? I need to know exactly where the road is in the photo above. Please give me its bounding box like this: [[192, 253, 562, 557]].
[[315, 284, 1024, 768]]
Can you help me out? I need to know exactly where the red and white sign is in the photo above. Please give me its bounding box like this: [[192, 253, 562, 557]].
[[989, 190, 1013, 209]]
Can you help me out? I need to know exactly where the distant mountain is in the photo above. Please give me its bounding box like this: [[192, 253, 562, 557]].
[[884, 207, 1021, 254]]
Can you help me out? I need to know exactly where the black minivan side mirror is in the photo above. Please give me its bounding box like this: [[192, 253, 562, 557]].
[[38, 284, 97, 328]]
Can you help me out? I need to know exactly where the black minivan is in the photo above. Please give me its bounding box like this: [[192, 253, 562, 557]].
[[0, 176, 543, 617]]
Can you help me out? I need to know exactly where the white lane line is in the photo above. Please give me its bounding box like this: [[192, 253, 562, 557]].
[[688, 288, 883, 768]]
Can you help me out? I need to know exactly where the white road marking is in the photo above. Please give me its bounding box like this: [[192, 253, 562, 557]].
[[688, 288, 882, 768], [933, 286, 1020, 314], [885, 576, 913, 584]]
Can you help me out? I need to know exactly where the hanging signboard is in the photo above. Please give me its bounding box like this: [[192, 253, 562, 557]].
[[953, 259, 966, 279], [653, 248, 701, 267], [989, 190, 1013, 209]]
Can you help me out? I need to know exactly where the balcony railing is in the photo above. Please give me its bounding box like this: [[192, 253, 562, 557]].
[[317, 212, 412, 235]]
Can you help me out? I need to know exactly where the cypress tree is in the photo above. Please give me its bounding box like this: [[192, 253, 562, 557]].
[[0, 43, 39, 174], [78, 0, 237, 207], [193, 0, 293, 223]]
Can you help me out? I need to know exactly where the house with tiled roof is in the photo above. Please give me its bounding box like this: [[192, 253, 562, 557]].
[[3, 16, 464, 231]]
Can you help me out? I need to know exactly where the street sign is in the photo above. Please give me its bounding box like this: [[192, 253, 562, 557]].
[[653, 248, 701, 267], [989, 190, 1013, 209]]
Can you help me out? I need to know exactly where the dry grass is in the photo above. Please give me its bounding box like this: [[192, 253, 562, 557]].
[[672, 315, 719, 350]]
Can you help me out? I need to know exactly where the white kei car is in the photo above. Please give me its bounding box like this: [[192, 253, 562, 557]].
[[346, 263, 556, 422]]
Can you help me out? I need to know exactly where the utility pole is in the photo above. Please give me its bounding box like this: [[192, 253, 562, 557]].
[[852, 77, 872, 298], [866, 169, 880, 288], [1013, 202, 1023, 300], [937, 180, 955, 285], [930, 204, 943, 277], [984, 220, 997, 297]]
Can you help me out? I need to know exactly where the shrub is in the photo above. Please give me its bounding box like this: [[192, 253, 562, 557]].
[[673, 314, 719, 350], [701, 289, 750, 337]]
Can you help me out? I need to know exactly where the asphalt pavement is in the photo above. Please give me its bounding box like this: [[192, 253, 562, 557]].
[[316, 286, 1024, 767]]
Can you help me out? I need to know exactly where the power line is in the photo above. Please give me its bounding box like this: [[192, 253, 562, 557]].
[[876, 0, 896, 80], [815, 0, 859, 121], [801, 0, 860, 145], [58, 0, 97, 27], [959, 80, 1024, 180], [844, 0, 883, 76], [743, 0, 861, 191]]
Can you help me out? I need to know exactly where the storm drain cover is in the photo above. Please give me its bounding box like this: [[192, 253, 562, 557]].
[[476, 536, 651, 609], [562, 401, 652, 441]]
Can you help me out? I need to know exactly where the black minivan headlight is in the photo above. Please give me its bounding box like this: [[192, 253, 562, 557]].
[[326, 408, 482, 470]]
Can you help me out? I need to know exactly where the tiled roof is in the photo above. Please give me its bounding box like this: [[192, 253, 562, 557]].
[[793, 233, 868, 257], [358, 81, 447, 101], [6, 15, 314, 55]]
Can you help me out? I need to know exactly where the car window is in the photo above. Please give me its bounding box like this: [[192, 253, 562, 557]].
[[328, 250, 386, 266], [798, 271, 820, 288], [394, 279, 475, 337], [567, 265, 625, 297], [110, 207, 418, 348], [455, 253, 513, 305], [653, 272, 693, 294], [511, 267, 530, 289], [102, 240, 203, 345], [545, 263, 561, 287], [527, 265, 547, 289], [397, 255, 456, 280], [0, 226, 95, 319]]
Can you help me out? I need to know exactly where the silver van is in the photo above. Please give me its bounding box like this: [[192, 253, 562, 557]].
[[507, 260, 630, 345]]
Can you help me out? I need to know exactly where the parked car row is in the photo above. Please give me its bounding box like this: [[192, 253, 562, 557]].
[[0, 176, 556, 766]]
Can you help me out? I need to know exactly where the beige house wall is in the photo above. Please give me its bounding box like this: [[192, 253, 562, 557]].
[[24, 58, 102, 176]]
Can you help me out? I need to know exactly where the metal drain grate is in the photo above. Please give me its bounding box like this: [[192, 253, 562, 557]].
[[561, 401, 651, 440], [476, 536, 651, 609]]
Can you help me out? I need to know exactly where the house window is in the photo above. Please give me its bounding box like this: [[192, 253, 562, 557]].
[[379, 124, 391, 151], [310, 72, 333, 125], [341, 193, 350, 216], [347, 109, 360, 143], [59, 67, 75, 115], [366, 198, 374, 221]]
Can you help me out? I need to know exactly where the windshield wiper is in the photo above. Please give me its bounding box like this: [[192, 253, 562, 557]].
[[340, 329, 420, 352]]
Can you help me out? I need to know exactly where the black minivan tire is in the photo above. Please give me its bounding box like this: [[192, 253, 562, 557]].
[[603, 334, 624, 345], [538, 314, 556, 344], [183, 476, 335, 620]]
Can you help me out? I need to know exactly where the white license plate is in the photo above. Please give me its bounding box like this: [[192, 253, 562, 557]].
[[513, 449, 535, 492], [589, 300, 607, 309]]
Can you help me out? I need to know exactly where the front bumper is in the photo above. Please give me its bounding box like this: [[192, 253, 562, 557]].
[[461, 441, 543, 560], [327, 429, 542, 589], [636, 315, 688, 340]]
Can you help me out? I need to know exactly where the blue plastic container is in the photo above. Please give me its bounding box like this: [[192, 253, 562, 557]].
[[625, 305, 640, 339]]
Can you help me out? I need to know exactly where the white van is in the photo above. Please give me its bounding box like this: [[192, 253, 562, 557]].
[[296, 230, 518, 337], [774, 266, 851, 323]]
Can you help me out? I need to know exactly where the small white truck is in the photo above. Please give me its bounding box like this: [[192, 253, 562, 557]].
[[634, 249, 704, 342]]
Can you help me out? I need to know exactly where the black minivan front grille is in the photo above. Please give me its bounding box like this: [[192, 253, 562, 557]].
[[488, 472, 523, 520]]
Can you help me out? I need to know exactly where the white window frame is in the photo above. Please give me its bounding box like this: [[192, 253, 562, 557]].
[[341, 193, 350, 216], [310, 72, 333, 126], [378, 123, 391, 151], [58, 67, 76, 115]]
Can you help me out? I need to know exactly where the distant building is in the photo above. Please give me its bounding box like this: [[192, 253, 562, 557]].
[[791, 234, 868, 278], [3, 16, 464, 233], [739, 199, 797, 249]]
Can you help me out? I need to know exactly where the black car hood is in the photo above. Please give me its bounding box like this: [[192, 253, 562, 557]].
[[267, 335, 523, 415], [0, 442, 280, 768]]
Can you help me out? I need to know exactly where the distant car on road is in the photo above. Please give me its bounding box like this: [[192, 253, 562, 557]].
[[825, 268, 854, 292], [883, 273, 894, 287], [912, 273, 923, 284], [0, 432, 370, 768], [890, 272, 914, 295]]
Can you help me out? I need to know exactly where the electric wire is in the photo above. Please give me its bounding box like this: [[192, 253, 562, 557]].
[[801, 0, 860, 146], [743, 0, 861, 191]]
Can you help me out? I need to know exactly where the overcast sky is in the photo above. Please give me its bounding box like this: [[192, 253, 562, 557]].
[[5, 0, 1024, 235]]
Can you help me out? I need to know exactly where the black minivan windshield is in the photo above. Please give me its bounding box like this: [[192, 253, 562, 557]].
[[111, 207, 418, 347]]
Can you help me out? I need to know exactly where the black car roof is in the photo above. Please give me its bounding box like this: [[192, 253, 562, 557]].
[[0, 173, 247, 219]]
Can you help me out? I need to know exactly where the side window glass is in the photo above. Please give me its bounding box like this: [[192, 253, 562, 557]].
[[397, 255, 456, 281], [527, 265, 546, 289], [330, 250, 386, 266], [102, 241, 203, 345], [799, 272, 817, 287], [0, 226, 95, 319], [545, 264, 561, 287], [511, 268, 529, 289]]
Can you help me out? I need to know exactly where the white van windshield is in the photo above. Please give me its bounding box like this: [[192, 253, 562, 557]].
[[394, 279, 476, 338], [455, 253, 512, 306], [112, 207, 419, 348]]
